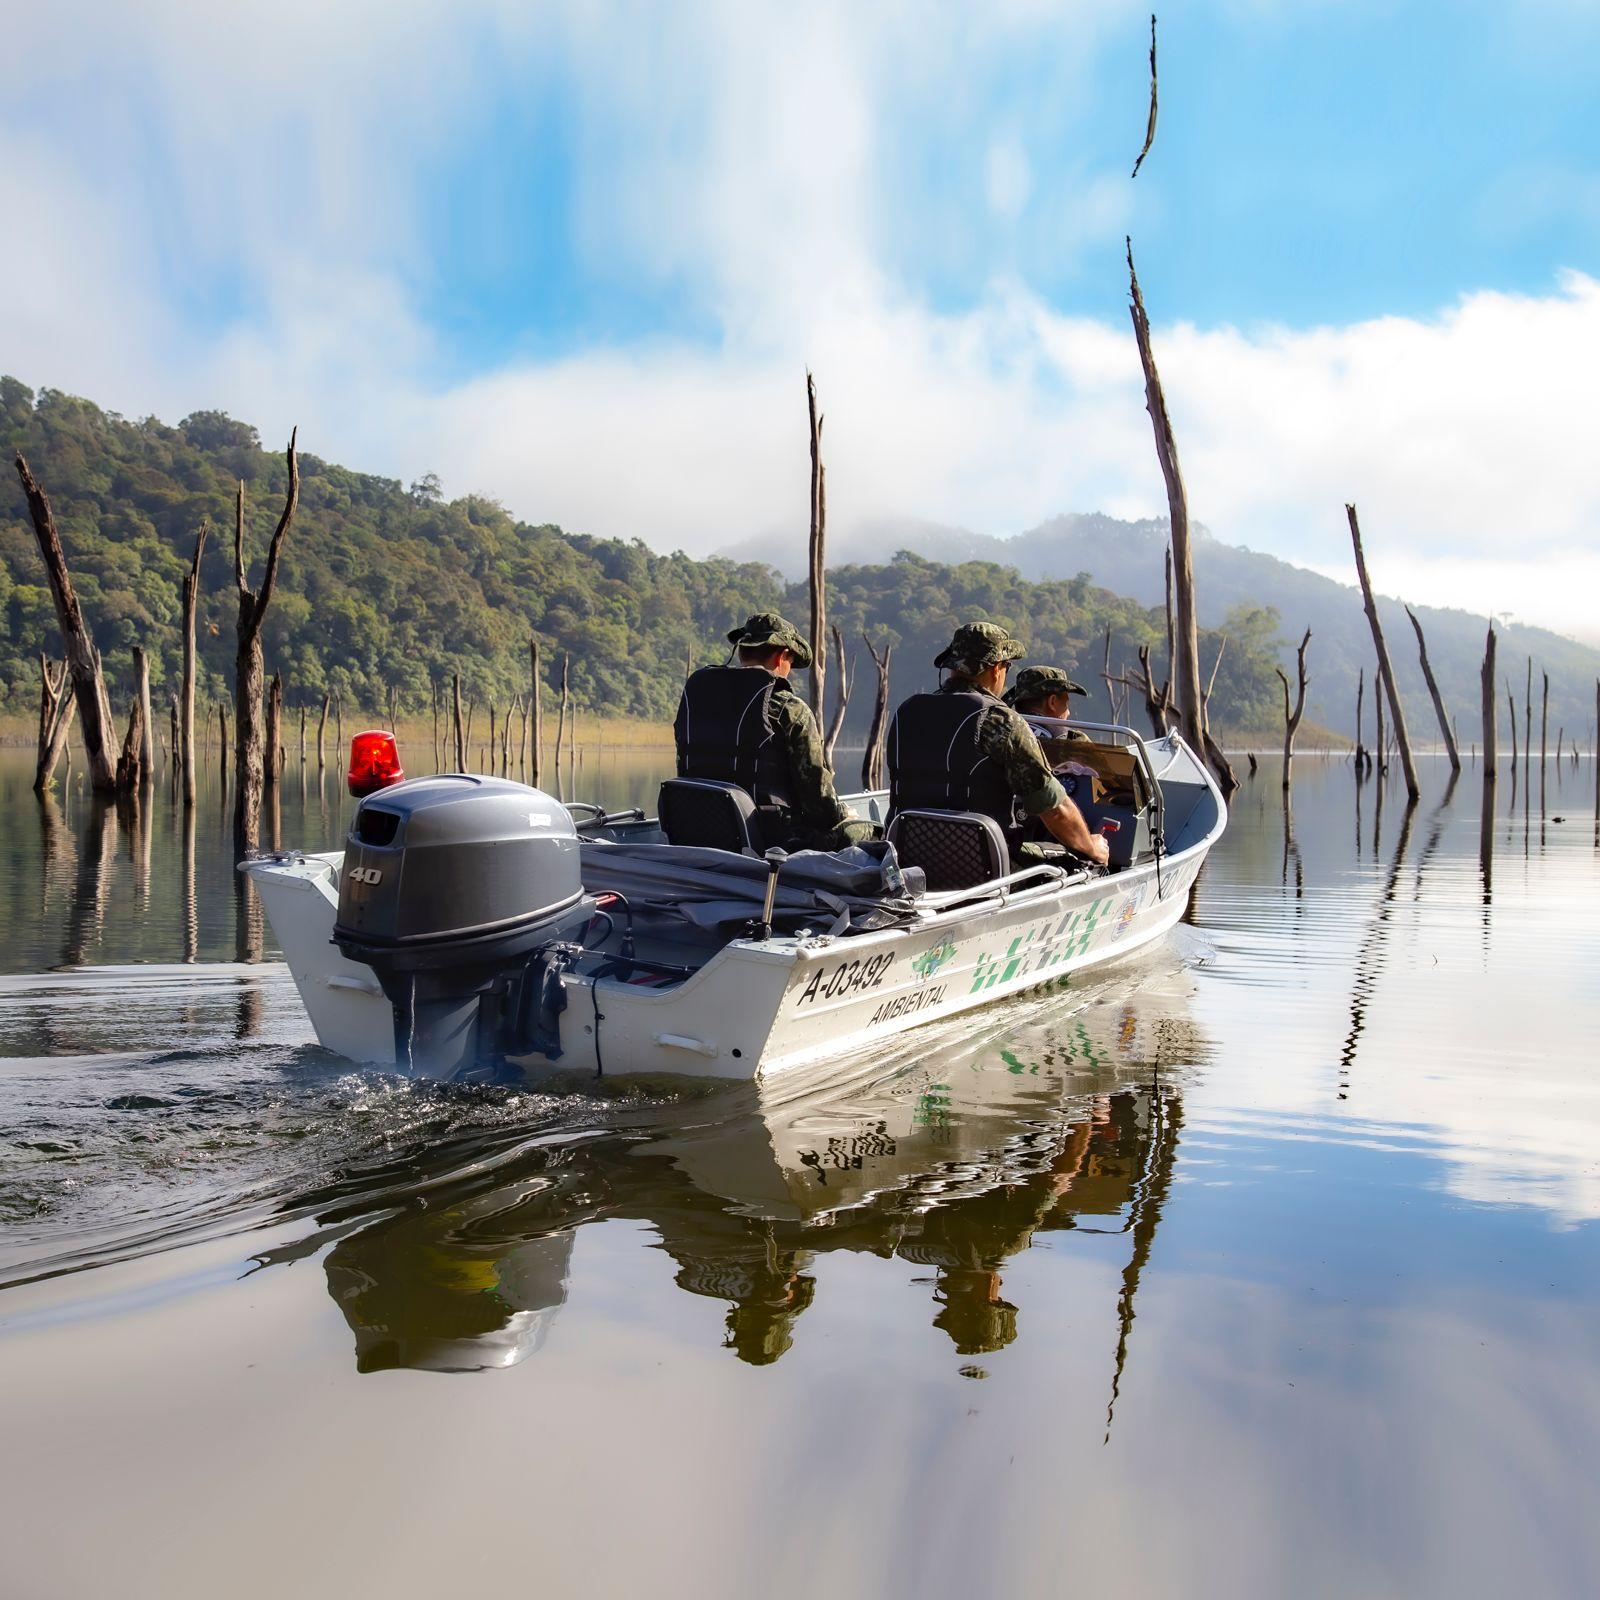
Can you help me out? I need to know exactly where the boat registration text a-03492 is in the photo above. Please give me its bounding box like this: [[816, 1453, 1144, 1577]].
[[796, 953, 896, 1007]]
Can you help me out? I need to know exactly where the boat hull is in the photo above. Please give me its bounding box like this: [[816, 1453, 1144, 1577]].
[[247, 833, 1207, 1083]]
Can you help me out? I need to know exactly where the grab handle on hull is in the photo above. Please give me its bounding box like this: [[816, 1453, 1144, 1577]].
[[654, 1033, 719, 1058]]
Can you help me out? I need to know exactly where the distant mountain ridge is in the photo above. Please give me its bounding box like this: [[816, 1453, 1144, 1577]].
[[721, 515, 1600, 743]]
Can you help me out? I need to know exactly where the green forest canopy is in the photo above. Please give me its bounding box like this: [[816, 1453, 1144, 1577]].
[[0, 379, 1291, 738]]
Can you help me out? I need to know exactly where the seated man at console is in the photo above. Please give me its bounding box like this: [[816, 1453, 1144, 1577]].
[[887, 623, 1110, 869], [1003, 665, 1092, 741], [674, 611, 876, 852]]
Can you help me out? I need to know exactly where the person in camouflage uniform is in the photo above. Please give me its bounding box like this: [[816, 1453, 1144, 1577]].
[[674, 611, 877, 852], [888, 622, 1109, 868], [1003, 665, 1092, 742]]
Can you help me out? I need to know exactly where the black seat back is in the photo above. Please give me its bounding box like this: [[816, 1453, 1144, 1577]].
[[658, 778, 762, 855], [885, 809, 1009, 891]]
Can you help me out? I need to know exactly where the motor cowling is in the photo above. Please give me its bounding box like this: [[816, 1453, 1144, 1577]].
[[333, 775, 595, 1076]]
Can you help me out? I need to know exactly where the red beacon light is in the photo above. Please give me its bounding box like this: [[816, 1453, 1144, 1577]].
[[348, 730, 404, 798]]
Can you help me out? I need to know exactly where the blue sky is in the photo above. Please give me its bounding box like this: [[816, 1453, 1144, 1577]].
[[4, 0, 1599, 637]]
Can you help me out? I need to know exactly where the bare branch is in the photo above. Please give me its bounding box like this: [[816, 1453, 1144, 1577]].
[[252, 428, 300, 624], [1131, 13, 1159, 179]]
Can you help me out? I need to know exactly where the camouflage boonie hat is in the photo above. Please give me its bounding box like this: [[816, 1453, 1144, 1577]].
[[727, 610, 813, 669], [1003, 665, 1089, 706], [934, 621, 1026, 674]]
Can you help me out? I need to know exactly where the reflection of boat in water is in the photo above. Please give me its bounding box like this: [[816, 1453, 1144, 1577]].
[[246, 724, 1224, 1083], [287, 972, 1208, 1374]]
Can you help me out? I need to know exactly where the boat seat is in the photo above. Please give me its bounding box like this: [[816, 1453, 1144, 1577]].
[[657, 778, 763, 856], [886, 809, 1009, 892]]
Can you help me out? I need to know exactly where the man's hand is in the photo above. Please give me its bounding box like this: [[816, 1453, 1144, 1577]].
[[1037, 798, 1111, 867]]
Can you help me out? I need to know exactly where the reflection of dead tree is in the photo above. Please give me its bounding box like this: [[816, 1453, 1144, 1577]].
[[1405, 606, 1459, 772], [861, 635, 893, 792], [34, 655, 75, 793], [824, 623, 852, 765], [1103, 1082, 1181, 1444], [233, 432, 300, 854], [1347, 504, 1418, 801], [15, 455, 121, 791], [1336, 796, 1417, 1098], [182, 802, 198, 963], [61, 799, 117, 967], [1275, 628, 1311, 791]]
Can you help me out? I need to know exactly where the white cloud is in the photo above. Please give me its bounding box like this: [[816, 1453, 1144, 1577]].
[[3, 1, 1598, 643]]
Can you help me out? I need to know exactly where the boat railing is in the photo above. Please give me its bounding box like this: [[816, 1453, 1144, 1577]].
[[914, 862, 1080, 915], [1023, 717, 1170, 865]]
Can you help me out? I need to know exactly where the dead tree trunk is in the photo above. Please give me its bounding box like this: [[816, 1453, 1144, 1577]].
[[861, 636, 893, 792], [487, 701, 498, 774], [298, 703, 306, 768], [265, 671, 283, 785], [34, 655, 75, 792], [1346, 503, 1419, 801], [1524, 659, 1532, 787], [232, 434, 300, 854], [823, 623, 852, 765], [431, 679, 441, 771], [1375, 662, 1389, 776], [1540, 672, 1549, 778], [133, 644, 154, 788], [1405, 606, 1460, 772], [1506, 680, 1518, 769], [1163, 545, 1175, 689], [218, 701, 230, 785], [451, 675, 465, 771], [807, 371, 827, 724], [1276, 629, 1312, 791], [1130, 644, 1173, 737], [115, 697, 145, 792], [1354, 667, 1368, 773], [1126, 244, 1227, 792], [15, 455, 119, 791], [180, 521, 207, 807], [1480, 626, 1498, 778], [517, 695, 529, 776], [316, 692, 330, 770], [555, 656, 570, 778], [530, 638, 544, 789], [334, 697, 344, 766], [500, 701, 512, 776]]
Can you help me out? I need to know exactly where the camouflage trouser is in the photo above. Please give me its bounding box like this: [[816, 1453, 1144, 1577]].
[[793, 816, 881, 852]]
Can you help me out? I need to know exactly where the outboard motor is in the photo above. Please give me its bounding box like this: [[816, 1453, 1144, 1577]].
[[333, 775, 596, 1076]]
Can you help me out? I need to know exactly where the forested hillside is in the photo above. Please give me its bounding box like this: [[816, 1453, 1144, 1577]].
[[1, 379, 1289, 739]]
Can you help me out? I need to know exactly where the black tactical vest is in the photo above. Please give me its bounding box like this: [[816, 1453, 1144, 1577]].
[[674, 666, 794, 808], [886, 687, 1023, 849]]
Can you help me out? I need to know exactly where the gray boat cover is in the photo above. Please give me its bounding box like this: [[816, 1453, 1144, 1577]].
[[579, 839, 924, 936]]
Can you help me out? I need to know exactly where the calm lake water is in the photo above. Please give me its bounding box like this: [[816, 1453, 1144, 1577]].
[[1, 743, 1596, 1599]]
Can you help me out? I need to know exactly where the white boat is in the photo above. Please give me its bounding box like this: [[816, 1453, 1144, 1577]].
[[244, 721, 1225, 1084]]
